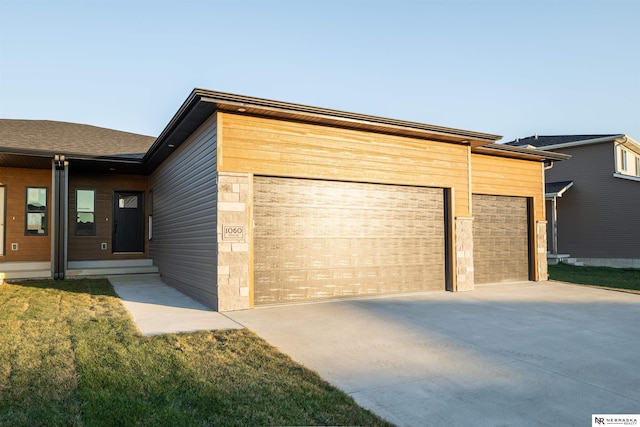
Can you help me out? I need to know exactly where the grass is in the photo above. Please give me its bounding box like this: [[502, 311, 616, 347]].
[[549, 263, 640, 291], [0, 279, 392, 427]]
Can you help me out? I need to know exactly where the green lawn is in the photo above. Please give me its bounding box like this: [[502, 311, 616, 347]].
[[0, 279, 392, 427], [549, 263, 640, 291]]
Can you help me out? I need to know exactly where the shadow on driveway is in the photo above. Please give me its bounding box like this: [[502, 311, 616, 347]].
[[226, 281, 640, 427]]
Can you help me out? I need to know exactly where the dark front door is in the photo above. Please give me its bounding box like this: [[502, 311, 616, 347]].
[[113, 191, 145, 253]]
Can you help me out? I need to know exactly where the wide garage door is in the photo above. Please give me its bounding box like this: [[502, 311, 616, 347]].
[[472, 194, 530, 284], [254, 177, 446, 305]]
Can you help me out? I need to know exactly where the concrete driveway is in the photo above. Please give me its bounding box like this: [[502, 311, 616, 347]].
[[226, 281, 640, 427]]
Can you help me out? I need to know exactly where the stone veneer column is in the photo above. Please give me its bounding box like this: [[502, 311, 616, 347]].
[[217, 172, 251, 311], [455, 217, 475, 291], [536, 221, 548, 281]]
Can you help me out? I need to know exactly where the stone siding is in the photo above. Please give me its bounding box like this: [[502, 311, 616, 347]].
[[537, 221, 548, 281], [455, 217, 474, 291], [217, 172, 251, 311]]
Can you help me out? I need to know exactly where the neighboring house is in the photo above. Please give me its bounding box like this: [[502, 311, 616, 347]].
[[0, 89, 566, 310], [506, 134, 640, 268]]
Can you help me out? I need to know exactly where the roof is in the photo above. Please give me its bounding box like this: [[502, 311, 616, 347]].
[[0, 119, 155, 158], [545, 181, 574, 197], [0, 89, 568, 172], [504, 134, 623, 149], [145, 89, 566, 168]]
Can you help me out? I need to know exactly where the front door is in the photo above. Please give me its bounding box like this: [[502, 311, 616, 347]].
[[113, 191, 144, 253], [0, 186, 5, 256]]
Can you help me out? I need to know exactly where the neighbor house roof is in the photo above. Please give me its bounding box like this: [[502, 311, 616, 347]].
[[504, 134, 624, 149], [0, 119, 155, 158]]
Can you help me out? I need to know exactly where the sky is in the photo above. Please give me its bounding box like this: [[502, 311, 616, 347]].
[[0, 0, 638, 143]]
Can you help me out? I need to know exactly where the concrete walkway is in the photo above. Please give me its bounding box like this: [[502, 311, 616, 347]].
[[226, 281, 640, 427], [108, 274, 242, 335]]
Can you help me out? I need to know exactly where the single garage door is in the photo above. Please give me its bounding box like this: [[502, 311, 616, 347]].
[[472, 194, 530, 284], [254, 177, 446, 305]]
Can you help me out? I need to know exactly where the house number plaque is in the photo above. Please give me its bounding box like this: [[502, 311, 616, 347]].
[[223, 225, 244, 240]]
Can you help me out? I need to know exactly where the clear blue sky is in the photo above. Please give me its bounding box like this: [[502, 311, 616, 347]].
[[1, 0, 638, 143]]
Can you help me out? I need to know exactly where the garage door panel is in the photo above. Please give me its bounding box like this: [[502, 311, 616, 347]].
[[473, 194, 529, 284], [255, 264, 444, 305], [254, 177, 445, 304], [254, 237, 443, 270]]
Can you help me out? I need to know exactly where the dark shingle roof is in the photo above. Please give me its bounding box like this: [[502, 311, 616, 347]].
[[0, 119, 155, 158], [504, 134, 621, 148]]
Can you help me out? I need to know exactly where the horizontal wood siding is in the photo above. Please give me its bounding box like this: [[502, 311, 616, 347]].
[[471, 153, 544, 221], [68, 172, 148, 260], [546, 143, 640, 258], [0, 167, 51, 262], [219, 113, 471, 216], [149, 115, 218, 309]]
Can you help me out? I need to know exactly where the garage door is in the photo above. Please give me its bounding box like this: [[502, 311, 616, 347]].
[[472, 194, 530, 284], [254, 177, 446, 305]]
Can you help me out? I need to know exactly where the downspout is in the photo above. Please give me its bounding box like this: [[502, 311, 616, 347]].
[[52, 155, 68, 280]]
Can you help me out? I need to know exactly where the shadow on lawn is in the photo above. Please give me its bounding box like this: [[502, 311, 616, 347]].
[[4, 277, 118, 297]]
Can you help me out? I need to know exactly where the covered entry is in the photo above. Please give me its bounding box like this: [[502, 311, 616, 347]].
[[472, 194, 530, 283], [253, 177, 446, 304]]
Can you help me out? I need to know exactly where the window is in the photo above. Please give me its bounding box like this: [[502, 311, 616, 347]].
[[26, 187, 47, 235], [637, 157, 640, 177], [118, 195, 138, 208], [621, 149, 628, 171], [76, 189, 96, 236]]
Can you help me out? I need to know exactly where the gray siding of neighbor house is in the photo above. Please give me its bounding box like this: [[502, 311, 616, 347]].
[[149, 115, 218, 309], [546, 142, 640, 259]]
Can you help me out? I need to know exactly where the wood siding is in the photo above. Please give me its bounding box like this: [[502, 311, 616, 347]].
[[471, 153, 545, 221], [68, 172, 148, 260], [0, 167, 51, 262], [149, 115, 218, 309], [546, 143, 640, 258], [218, 112, 472, 216]]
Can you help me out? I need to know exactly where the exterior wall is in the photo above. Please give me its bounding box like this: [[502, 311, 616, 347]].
[[546, 143, 640, 259], [149, 115, 218, 309], [536, 221, 548, 280], [471, 153, 546, 280], [216, 172, 251, 311], [218, 112, 474, 297], [0, 167, 51, 262], [455, 217, 474, 291], [67, 172, 148, 260], [218, 112, 473, 216]]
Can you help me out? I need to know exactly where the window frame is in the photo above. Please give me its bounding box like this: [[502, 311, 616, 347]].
[[25, 187, 48, 236], [621, 149, 628, 171], [75, 189, 97, 236], [148, 189, 153, 241]]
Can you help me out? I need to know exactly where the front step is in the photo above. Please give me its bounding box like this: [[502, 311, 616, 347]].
[[1, 260, 158, 283], [0, 262, 52, 282], [66, 259, 158, 277]]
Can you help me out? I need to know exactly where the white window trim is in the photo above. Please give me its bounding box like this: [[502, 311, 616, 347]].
[[613, 172, 640, 183]]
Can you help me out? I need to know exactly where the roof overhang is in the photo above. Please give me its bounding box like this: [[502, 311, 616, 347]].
[[472, 143, 571, 162], [0, 147, 147, 174], [545, 181, 574, 198], [143, 89, 504, 170]]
